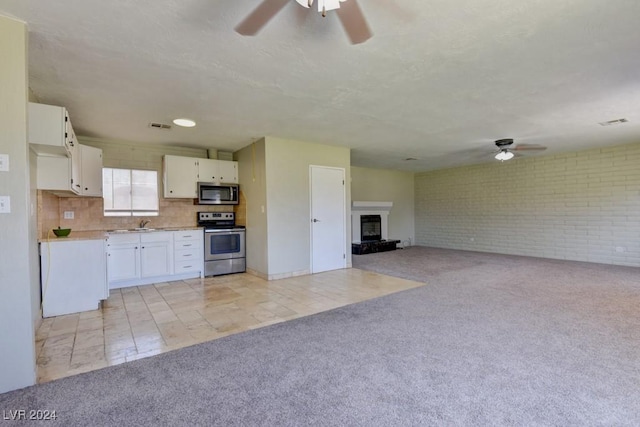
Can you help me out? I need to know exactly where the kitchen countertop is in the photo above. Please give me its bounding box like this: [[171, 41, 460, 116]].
[[39, 230, 108, 242], [39, 227, 203, 242]]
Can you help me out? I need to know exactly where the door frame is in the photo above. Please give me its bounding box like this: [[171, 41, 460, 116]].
[[309, 165, 347, 274]]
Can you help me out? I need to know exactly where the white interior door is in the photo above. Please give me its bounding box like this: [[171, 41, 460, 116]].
[[310, 165, 346, 273]]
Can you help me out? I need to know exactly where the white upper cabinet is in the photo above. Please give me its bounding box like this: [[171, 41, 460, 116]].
[[197, 158, 238, 184], [29, 102, 103, 197], [36, 143, 103, 196], [197, 158, 218, 183], [163, 155, 199, 198], [164, 155, 238, 198], [28, 102, 76, 156], [216, 159, 238, 184]]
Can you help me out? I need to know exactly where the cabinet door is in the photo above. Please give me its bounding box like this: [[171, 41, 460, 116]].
[[107, 243, 140, 286], [28, 102, 70, 156], [218, 160, 238, 184], [163, 155, 199, 198], [79, 144, 103, 196], [70, 142, 82, 195], [197, 158, 219, 183], [36, 155, 72, 192], [140, 241, 173, 277]]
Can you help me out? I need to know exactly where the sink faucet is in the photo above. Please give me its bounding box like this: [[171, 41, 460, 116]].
[[139, 219, 150, 229]]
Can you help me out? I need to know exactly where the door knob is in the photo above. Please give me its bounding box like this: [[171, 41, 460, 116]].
[[312, 218, 320, 223]]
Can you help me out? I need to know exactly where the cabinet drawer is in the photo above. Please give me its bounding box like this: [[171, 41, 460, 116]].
[[174, 240, 202, 250], [175, 260, 201, 273], [175, 248, 201, 261], [174, 230, 202, 242], [107, 233, 139, 245], [140, 231, 173, 243]]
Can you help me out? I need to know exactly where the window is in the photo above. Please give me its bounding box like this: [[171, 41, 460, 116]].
[[102, 168, 159, 216]]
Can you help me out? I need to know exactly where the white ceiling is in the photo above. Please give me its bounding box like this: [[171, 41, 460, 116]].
[[2, 0, 640, 172]]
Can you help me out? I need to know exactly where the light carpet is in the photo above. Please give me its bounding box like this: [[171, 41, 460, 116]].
[[1, 246, 639, 426]]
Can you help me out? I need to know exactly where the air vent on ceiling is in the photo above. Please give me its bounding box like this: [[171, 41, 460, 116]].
[[149, 122, 172, 130], [599, 118, 628, 126]]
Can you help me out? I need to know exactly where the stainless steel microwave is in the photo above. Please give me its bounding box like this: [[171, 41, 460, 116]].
[[197, 182, 239, 205]]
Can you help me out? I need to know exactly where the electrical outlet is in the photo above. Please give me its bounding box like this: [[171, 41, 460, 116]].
[[0, 196, 10, 213], [64, 211, 74, 219], [0, 154, 9, 172]]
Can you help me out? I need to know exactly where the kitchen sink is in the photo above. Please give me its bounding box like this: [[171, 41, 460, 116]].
[[133, 228, 156, 231]]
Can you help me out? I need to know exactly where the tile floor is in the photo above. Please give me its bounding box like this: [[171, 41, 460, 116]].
[[35, 268, 424, 383]]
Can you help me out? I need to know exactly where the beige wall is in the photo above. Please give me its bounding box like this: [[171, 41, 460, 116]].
[[0, 14, 37, 392], [235, 139, 268, 276], [415, 142, 640, 267], [351, 166, 415, 246], [265, 137, 351, 277]]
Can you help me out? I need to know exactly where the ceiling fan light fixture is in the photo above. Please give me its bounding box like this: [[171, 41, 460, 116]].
[[495, 150, 514, 161], [296, 0, 345, 13]]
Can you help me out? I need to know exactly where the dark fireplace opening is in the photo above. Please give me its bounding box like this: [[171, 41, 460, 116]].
[[361, 215, 382, 242]]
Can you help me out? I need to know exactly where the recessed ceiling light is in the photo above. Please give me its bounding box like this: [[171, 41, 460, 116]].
[[173, 118, 196, 128]]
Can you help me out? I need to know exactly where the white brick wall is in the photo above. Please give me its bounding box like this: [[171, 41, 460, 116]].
[[415, 142, 640, 267]]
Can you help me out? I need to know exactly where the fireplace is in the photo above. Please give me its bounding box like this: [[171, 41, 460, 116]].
[[351, 201, 392, 244], [351, 202, 399, 254], [361, 215, 382, 242]]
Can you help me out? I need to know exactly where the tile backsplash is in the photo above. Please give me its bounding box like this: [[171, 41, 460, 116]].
[[38, 190, 247, 237]]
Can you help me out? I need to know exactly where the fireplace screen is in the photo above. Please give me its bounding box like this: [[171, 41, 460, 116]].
[[361, 215, 382, 241]]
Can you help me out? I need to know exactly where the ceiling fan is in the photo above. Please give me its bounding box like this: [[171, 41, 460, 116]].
[[235, 0, 373, 44], [493, 138, 547, 161]]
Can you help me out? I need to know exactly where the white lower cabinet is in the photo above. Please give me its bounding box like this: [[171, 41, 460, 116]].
[[173, 229, 204, 276], [140, 234, 173, 278], [107, 229, 203, 289], [106, 234, 140, 284], [40, 238, 108, 317]]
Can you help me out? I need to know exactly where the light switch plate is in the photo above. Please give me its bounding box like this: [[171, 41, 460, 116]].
[[0, 196, 10, 213], [63, 211, 74, 219], [0, 154, 8, 172]]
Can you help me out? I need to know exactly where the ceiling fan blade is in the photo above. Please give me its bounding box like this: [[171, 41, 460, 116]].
[[235, 0, 290, 36], [514, 144, 547, 151], [336, 0, 372, 44]]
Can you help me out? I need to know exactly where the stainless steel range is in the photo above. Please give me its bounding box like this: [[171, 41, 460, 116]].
[[197, 212, 246, 277]]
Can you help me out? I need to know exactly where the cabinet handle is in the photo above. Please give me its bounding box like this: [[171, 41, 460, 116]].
[[183, 265, 192, 269], [183, 244, 192, 247], [135, 246, 138, 249], [183, 254, 192, 257], [75, 184, 81, 188], [85, 187, 88, 191], [170, 190, 173, 193]]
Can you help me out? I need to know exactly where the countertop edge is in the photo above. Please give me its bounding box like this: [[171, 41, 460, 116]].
[[39, 227, 204, 242]]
